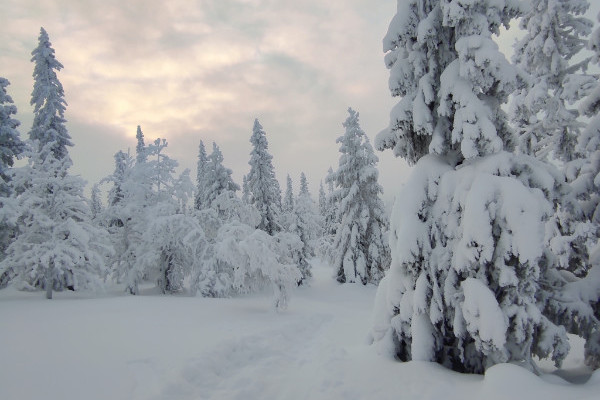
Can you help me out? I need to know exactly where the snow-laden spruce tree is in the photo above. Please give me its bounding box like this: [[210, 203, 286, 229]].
[[247, 119, 282, 235], [125, 137, 194, 294], [561, 14, 600, 369], [318, 181, 327, 218], [242, 174, 250, 204], [370, 0, 574, 373], [201, 142, 240, 210], [297, 172, 321, 251], [283, 174, 294, 213], [0, 142, 112, 299], [135, 125, 147, 164], [511, 0, 593, 161], [89, 183, 103, 222], [29, 28, 72, 161], [0, 78, 25, 267], [317, 167, 339, 263], [107, 150, 130, 209], [0, 78, 25, 198], [329, 108, 390, 285], [195, 140, 208, 210]]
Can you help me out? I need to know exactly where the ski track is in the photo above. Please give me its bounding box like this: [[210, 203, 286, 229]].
[[133, 314, 331, 400]]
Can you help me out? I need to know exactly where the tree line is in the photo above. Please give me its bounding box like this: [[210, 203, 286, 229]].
[[0, 28, 391, 310]]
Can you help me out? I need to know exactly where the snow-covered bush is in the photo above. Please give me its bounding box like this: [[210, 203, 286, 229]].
[[132, 207, 206, 294], [199, 222, 300, 311]]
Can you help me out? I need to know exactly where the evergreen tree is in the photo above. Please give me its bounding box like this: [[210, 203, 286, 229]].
[[299, 172, 309, 197], [90, 183, 103, 222], [0, 77, 25, 268], [0, 143, 111, 299], [107, 150, 130, 208], [195, 140, 208, 210], [124, 137, 194, 294], [0, 78, 25, 198], [511, 0, 593, 161], [135, 125, 146, 164], [317, 167, 339, 263], [283, 174, 294, 213], [29, 28, 72, 161], [202, 142, 240, 209], [324, 166, 337, 237], [242, 175, 250, 204], [565, 14, 600, 369], [318, 181, 327, 218], [370, 0, 573, 373], [247, 119, 281, 235], [330, 108, 390, 285], [289, 172, 321, 284]]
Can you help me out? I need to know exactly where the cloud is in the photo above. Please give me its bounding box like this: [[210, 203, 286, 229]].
[[0, 0, 402, 200]]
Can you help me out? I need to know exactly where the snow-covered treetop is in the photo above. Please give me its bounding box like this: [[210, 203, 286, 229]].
[[515, 0, 591, 83], [377, 0, 521, 165], [284, 174, 294, 213], [512, 0, 593, 161], [29, 27, 72, 161], [136, 125, 147, 164], [299, 172, 310, 198], [202, 142, 239, 208]]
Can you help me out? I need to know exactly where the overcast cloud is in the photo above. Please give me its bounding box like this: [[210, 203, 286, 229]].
[[1, 1, 598, 206]]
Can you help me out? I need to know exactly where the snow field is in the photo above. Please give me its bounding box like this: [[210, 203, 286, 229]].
[[0, 260, 598, 400]]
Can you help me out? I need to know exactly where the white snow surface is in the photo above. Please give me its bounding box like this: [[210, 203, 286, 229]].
[[0, 259, 598, 400]]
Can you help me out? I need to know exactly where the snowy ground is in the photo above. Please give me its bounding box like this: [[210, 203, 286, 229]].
[[0, 260, 598, 400]]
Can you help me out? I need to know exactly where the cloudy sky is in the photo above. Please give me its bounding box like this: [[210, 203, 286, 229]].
[[0, 1, 598, 206]]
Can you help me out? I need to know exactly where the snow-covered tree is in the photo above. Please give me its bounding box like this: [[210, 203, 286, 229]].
[[317, 167, 339, 263], [102, 132, 194, 294], [201, 142, 239, 210], [288, 172, 321, 285], [0, 78, 25, 198], [511, 0, 593, 162], [374, 1, 455, 164], [124, 138, 193, 294], [370, 0, 576, 374], [561, 14, 600, 369], [299, 172, 309, 197], [135, 125, 147, 164], [29, 28, 72, 161], [318, 181, 327, 218], [0, 142, 111, 299], [329, 108, 390, 285], [283, 174, 294, 213], [107, 150, 130, 209], [207, 222, 300, 311], [133, 207, 206, 294], [247, 119, 281, 235], [0, 78, 25, 265], [195, 140, 208, 210], [242, 174, 250, 204], [89, 183, 103, 222]]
